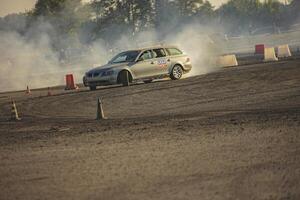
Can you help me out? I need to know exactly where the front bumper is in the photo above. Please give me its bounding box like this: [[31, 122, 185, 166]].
[[83, 75, 117, 87], [183, 63, 192, 73]]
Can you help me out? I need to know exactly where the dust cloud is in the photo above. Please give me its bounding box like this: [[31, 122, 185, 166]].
[[0, 19, 223, 92], [166, 24, 222, 76]]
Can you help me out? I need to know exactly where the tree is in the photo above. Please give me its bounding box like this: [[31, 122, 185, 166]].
[[31, 0, 91, 50], [91, 0, 154, 40], [197, 1, 215, 23], [172, 0, 204, 18], [32, 0, 89, 34], [0, 13, 28, 34], [289, 0, 300, 21], [217, 0, 286, 35], [33, 0, 66, 16]]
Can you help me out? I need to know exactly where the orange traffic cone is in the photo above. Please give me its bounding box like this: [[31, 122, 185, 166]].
[[25, 86, 31, 95], [11, 100, 21, 121], [47, 87, 52, 96]]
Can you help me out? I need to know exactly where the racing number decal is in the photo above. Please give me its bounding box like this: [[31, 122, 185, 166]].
[[158, 59, 168, 67]]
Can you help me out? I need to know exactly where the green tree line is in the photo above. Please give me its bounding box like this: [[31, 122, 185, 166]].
[[0, 0, 299, 51]]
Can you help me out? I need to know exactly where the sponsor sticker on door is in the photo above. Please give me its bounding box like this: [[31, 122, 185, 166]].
[[158, 59, 167, 67]]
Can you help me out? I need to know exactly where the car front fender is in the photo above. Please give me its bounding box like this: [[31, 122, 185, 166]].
[[114, 67, 136, 80]]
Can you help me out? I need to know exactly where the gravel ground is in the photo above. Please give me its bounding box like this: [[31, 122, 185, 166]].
[[0, 59, 299, 200]]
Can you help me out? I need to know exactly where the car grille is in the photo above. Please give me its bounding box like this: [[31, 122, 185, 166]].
[[87, 69, 108, 78], [94, 72, 100, 77]]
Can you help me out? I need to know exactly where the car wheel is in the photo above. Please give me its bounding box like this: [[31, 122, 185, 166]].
[[170, 65, 183, 80], [83, 77, 88, 87], [118, 70, 131, 86], [89, 86, 96, 91]]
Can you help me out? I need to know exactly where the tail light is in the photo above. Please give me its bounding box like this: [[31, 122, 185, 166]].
[[186, 57, 190, 62]]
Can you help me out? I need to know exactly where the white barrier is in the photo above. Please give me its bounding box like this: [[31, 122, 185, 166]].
[[216, 55, 238, 67], [264, 47, 278, 62], [277, 44, 292, 58]]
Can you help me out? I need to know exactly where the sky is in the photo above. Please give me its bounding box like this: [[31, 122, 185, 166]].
[[0, 0, 36, 17], [0, 0, 286, 17]]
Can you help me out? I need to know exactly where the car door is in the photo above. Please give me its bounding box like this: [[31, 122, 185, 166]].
[[130, 50, 156, 79], [151, 48, 171, 76]]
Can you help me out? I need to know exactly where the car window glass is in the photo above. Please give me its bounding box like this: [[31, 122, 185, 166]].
[[110, 51, 140, 63], [167, 48, 183, 56], [153, 48, 166, 58], [113, 55, 127, 63], [139, 50, 152, 60]]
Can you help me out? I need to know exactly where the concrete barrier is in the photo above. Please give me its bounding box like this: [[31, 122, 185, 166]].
[[264, 47, 278, 62], [255, 44, 265, 54], [217, 55, 238, 67], [277, 44, 292, 58], [65, 74, 79, 90]]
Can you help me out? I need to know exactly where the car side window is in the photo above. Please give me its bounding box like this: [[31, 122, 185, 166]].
[[139, 50, 153, 60], [153, 48, 166, 58], [166, 48, 183, 56]]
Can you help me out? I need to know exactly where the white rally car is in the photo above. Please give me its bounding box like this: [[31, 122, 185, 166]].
[[83, 45, 192, 90]]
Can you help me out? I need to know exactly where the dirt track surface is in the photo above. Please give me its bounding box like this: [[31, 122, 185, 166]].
[[0, 59, 300, 200]]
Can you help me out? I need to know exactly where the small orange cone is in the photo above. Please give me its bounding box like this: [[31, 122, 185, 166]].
[[25, 86, 31, 95], [47, 87, 52, 96]]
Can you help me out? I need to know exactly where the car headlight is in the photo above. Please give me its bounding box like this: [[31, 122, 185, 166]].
[[102, 70, 114, 76], [85, 72, 93, 78]]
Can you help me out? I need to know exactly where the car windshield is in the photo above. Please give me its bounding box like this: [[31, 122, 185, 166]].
[[109, 51, 140, 64]]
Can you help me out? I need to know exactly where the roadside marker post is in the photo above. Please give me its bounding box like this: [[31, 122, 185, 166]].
[[11, 100, 21, 121], [96, 98, 107, 120]]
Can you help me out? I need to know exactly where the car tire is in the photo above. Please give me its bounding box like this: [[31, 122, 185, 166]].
[[89, 86, 96, 91], [170, 65, 183, 80], [118, 70, 131, 86]]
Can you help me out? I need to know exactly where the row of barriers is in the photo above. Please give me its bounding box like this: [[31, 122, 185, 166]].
[[217, 44, 293, 68], [256, 44, 292, 62]]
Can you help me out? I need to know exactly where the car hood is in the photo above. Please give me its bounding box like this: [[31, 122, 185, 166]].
[[88, 62, 130, 73]]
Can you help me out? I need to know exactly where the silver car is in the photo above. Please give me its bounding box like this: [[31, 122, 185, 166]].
[[83, 45, 192, 90]]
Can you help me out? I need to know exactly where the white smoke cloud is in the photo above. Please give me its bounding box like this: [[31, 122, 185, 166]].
[[166, 24, 221, 76], [0, 30, 62, 92], [0, 18, 224, 92]]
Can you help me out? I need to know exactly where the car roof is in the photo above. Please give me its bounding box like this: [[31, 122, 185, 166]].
[[128, 45, 180, 52]]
